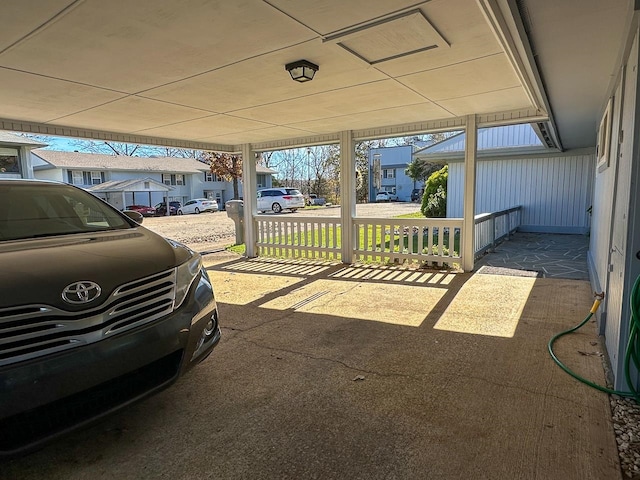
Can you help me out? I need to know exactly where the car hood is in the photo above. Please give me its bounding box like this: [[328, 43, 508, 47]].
[[0, 227, 192, 311]]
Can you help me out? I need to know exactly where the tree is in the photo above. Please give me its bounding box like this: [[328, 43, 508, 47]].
[[405, 159, 442, 183], [421, 165, 448, 217], [203, 152, 243, 199]]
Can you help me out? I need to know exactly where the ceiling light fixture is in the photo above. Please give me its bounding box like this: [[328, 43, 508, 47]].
[[285, 60, 319, 82]]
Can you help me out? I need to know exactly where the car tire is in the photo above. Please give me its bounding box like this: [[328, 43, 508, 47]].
[[177, 210, 183, 215], [195, 207, 200, 214], [272, 203, 282, 213]]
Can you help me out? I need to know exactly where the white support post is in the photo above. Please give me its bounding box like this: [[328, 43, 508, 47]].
[[462, 115, 478, 272], [339, 131, 356, 264], [241, 143, 257, 257]]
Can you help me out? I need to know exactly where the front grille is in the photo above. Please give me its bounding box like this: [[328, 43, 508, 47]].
[[0, 269, 176, 366], [0, 349, 182, 456]]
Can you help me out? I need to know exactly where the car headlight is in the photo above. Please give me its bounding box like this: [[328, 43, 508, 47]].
[[173, 254, 203, 310]]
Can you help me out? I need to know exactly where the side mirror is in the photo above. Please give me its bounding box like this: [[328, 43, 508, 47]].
[[123, 210, 144, 224]]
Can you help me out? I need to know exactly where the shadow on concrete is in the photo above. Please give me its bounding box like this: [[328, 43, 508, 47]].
[[3, 257, 619, 480]]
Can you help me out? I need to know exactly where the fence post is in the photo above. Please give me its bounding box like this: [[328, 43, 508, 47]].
[[461, 114, 477, 272]]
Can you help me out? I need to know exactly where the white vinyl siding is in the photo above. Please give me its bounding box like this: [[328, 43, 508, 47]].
[[447, 152, 595, 234]]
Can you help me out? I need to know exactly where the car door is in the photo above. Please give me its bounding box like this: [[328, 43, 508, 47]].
[[183, 200, 195, 214], [257, 191, 267, 211]]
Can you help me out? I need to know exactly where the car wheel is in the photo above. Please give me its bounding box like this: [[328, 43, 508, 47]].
[[195, 207, 200, 214], [177, 210, 183, 215], [272, 203, 282, 213]]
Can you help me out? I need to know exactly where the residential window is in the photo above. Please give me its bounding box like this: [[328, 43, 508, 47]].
[[72, 171, 84, 185], [162, 174, 172, 185], [90, 171, 102, 185], [175, 174, 184, 186], [204, 172, 220, 182], [0, 148, 20, 174], [144, 181, 150, 189], [383, 169, 395, 179]]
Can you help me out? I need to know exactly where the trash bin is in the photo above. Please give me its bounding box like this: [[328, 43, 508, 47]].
[[225, 199, 244, 245]]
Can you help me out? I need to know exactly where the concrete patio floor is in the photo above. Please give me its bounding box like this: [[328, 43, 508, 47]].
[[3, 252, 620, 480], [475, 232, 590, 280]]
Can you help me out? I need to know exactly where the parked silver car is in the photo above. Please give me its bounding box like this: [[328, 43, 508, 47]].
[[375, 191, 398, 202], [257, 188, 305, 213], [177, 198, 219, 214]]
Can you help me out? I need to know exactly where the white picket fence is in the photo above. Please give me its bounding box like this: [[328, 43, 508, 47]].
[[253, 206, 521, 267], [353, 217, 462, 266], [255, 215, 463, 266], [255, 215, 341, 260]]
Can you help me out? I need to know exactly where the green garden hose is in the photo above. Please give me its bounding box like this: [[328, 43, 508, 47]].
[[548, 274, 640, 402]]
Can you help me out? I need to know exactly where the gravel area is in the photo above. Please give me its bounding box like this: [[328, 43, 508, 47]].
[[612, 395, 640, 478], [141, 212, 236, 252]]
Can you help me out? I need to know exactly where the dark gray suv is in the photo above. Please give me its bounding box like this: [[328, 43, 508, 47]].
[[0, 179, 221, 457]]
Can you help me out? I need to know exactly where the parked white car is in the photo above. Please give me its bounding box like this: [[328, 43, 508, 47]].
[[257, 188, 305, 213], [375, 191, 398, 202], [177, 198, 219, 215]]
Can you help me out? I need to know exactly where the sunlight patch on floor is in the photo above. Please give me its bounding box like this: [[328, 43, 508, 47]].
[[433, 274, 536, 338], [209, 271, 305, 305], [261, 279, 446, 327]]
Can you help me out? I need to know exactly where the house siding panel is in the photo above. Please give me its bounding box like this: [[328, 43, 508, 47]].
[[447, 152, 595, 233]]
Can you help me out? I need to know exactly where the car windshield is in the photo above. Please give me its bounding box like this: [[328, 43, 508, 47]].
[[285, 189, 301, 195], [0, 182, 133, 242]]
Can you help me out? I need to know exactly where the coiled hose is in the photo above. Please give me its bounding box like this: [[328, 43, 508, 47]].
[[548, 274, 640, 402]]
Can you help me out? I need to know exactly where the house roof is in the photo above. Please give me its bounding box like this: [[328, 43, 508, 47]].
[[413, 124, 548, 161], [31, 149, 276, 174], [0, 131, 47, 147], [87, 177, 171, 193], [0, 1, 630, 151]]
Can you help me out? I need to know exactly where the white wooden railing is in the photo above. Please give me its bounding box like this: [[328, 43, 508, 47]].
[[474, 206, 521, 259], [353, 217, 462, 266], [254, 214, 463, 267], [255, 215, 342, 260], [253, 207, 520, 267]]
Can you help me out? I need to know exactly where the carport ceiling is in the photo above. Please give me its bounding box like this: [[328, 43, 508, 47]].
[[0, 0, 631, 150]]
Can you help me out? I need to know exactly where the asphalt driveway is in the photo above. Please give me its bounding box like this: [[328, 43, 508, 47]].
[[2, 253, 620, 480]]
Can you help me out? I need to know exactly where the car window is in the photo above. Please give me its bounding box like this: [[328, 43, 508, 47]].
[[286, 189, 301, 195], [0, 183, 132, 241]]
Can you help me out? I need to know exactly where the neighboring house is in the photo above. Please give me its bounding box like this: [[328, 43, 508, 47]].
[[413, 124, 594, 234], [369, 145, 417, 202], [31, 150, 275, 210], [0, 131, 46, 179]]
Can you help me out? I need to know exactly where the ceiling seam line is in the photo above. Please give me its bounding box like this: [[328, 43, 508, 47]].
[[280, 101, 446, 126], [222, 79, 393, 115], [394, 51, 505, 79], [133, 114, 282, 135], [0, 0, 86, 56], [0, 65, 129, 95], [435, 84, 523, 102], [131, 38, 317, 96]]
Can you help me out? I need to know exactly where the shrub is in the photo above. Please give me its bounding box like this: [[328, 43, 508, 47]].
[[421, 165, 448, 217]]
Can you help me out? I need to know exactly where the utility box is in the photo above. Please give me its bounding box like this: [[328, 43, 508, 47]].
[[225, 199, 244, 245]]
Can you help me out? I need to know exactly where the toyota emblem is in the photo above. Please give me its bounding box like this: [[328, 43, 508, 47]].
[[62, 281, 102, 304]]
